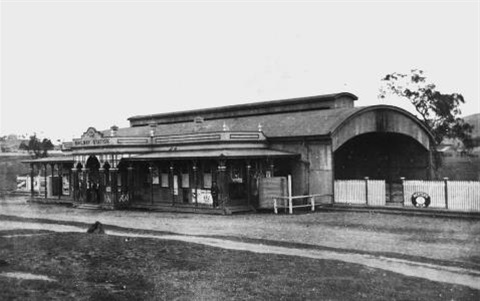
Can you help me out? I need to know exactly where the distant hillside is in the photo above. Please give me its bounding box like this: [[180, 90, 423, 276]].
[[464, 113, 480, 139]]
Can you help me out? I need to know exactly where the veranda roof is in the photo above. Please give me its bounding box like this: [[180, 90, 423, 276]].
[[22, 156, 74, 164], [127, 148, 298, 161]]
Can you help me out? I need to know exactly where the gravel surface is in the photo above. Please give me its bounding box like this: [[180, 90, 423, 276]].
[[1, 196, 479, 265]]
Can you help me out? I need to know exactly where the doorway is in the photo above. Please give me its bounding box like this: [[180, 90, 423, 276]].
[[85, 155, 101, 203]]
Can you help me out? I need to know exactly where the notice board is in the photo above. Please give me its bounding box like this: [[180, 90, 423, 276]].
[[259, 177, 287, 209]]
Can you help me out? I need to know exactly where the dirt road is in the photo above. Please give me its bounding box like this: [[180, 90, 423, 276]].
[[2, 217, 480, 290], [2, 197, 479, 263], [1, 196, 480, 289]]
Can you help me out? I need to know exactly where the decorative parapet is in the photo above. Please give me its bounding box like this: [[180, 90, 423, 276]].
[[72, 131, 266, 149]]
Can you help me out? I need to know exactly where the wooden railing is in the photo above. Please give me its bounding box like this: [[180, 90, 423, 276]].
[[273, 194, 332, 214]]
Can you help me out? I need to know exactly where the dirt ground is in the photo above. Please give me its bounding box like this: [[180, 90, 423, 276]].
[[2, 231, 479, 301], [1, 196, 480, 299], [1, 154, 479, 300], [1, 196, 479, 266]]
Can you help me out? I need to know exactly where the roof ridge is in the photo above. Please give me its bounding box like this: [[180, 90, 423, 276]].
[[128, 92, 358, 126]]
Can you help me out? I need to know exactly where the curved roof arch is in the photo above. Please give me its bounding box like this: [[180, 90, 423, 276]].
[[330, 105, 434, 152]]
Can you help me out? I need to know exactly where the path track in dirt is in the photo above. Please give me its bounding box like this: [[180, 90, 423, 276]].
[[1, 197, 479, 266], [1, 220, 480, 291]]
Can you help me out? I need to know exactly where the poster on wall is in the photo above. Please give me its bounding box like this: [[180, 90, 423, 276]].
[[192, 189, 213, 204], [173, 175, 178, 195], [231, 167, 243, 183], [62, 176, 70, 195], [16, 176, 28, 191], [152, 168, 159, 184]]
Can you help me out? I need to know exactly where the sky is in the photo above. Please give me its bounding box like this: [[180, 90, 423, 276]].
[[1, 0, 479, 142]]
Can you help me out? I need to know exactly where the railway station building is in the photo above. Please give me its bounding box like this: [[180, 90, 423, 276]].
[[24, 92, 434, 214]]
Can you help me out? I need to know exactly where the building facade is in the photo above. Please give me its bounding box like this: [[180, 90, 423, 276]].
[[25, 92, 434, 213]]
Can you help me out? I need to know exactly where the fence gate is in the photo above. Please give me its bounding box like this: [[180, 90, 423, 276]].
[[386, 180, 403, 204]]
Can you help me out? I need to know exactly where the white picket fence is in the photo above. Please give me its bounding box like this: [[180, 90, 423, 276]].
[[403, 180, 480, 212], [367, 180, 386, 206], [448, 181, 480, 212], [403, 181, 446, 209], [334, 180, 365, 204], [335, 178, 480, 213], [334, 179, 385, 206]]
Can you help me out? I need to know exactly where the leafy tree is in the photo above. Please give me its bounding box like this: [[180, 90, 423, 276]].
[[19, 134, 54, 158], [379, 69, 473, 146]]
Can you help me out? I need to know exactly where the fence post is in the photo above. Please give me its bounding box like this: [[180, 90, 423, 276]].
[[444, 177, 449, 210], [400, 177, 405, 205], [311, 196, 315, 211], [364, 177, 369, 206], [43, 163, 48, 199], [30, 164, 35, 198], [288, 175, 293, 214], [273, 198, 278, 214], [332, 178, 335, 205]]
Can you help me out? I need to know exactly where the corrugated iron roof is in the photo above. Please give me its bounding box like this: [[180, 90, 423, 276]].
[[128, 92, 358, 122], [103, 107, 362, 138]]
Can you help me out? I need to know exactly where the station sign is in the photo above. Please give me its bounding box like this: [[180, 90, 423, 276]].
[[73, 138, 112, 146], [73, 127, 111, 147]]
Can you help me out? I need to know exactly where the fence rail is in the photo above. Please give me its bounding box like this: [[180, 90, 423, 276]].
[[273, 194, 331, 214]]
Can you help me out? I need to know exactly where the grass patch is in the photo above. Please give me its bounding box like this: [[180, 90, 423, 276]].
[[0, 231, 478, 300]]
